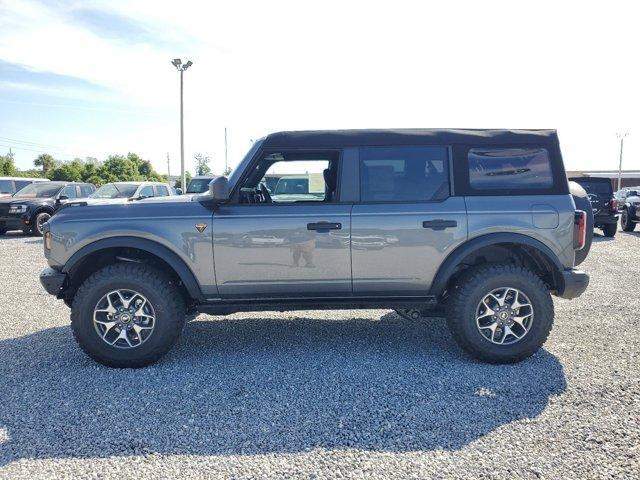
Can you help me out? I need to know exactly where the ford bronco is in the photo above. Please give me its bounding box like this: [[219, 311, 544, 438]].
[[39, 129, 590, 367]]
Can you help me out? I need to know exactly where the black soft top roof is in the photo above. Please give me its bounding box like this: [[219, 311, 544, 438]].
[[262, 128, 559, 148]]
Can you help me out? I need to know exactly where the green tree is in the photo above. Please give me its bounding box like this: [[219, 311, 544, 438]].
[[34, 153, 56, 174], [47, 159, 85, 181], [222, 165, 232, 176], [0, 154, 17, 175], [194, 153, 212, 176]]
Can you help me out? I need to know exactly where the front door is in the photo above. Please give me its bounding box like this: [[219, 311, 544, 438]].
[[351, 146, 467, 295], [212, 150, 351, 298]]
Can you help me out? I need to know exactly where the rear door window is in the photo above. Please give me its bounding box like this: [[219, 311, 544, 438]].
[[359, 146, 449, 202], [79, 185, 94, 197], [468, 148, 553, 191]]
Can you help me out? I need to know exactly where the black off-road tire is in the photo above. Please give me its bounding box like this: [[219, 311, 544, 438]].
[[71, 263, 186, 368], [446, 264, 554, 364], [621, 209, 636, 232], [602, 223, 617, 237]]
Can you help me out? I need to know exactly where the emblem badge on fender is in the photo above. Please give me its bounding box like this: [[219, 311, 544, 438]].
[[195, 223, 207, 233]]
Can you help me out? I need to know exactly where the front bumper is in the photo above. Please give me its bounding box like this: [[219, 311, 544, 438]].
[[39, 267, 67, 296], [557, 269, 589, 300], [0, 214, 30, 231]]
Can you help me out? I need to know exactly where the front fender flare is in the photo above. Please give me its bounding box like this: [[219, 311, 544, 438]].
[[429, 233, 565, 298], [62, 236, 204, 302]]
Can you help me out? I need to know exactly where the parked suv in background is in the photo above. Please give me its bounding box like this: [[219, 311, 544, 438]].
[[186, 176, 215, 194], [569, 177, 618, 237], [90, 181, 175, 201], [39, 129, 590, 368], [616, 187, 640, 232], [0, 176, 50, 199], [0, 181, 95, 236]]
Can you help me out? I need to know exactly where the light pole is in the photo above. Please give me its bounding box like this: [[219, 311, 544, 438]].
[[616, 131, 629, 192], [171, 58, 193, 192]]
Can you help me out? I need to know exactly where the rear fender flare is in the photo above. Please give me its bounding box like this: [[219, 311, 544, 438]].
[[429, 233, 565, 298]]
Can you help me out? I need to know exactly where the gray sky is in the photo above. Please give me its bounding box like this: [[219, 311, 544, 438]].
[[1, 0, 638, 174]]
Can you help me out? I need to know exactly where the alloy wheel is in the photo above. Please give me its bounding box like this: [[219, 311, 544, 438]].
[[475, 287, 534, 345], [93, 289, 156, 349]]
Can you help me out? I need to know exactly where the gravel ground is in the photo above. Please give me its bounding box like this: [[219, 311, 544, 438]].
[[0, 230, 639, 479]]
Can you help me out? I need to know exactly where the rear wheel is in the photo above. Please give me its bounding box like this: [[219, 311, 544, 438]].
[[602, 223, 617, 237], [446, 264, 554, 364], [621, 210, 636, 232], [71, 263, 186, 368]]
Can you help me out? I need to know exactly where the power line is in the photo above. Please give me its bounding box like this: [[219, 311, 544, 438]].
[[0, 136, 64, 150]]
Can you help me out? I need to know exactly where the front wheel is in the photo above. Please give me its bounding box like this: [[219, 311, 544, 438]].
[[71, 263, 186, 368], [446, 264, 554, 364], [32, 211, 51, 236], [621, 210, 636, 232]]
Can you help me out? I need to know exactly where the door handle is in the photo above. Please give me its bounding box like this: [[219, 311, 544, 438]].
[[307, 222, 342, 232], [422, 219, 457, 230]]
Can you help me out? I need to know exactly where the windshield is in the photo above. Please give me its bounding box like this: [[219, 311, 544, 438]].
[[14, 183, 63, 198], [577, 180, 612, 195], [274, 178, 309, 195], [186, 178, 212, 194], [228, 139, 264, 190], [91, 183, 139, 199]]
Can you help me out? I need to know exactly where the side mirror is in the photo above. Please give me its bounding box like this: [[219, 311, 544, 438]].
[[175, 188, 183, 195], [56, 195, 69, 203], [209, 176, 229, 201]]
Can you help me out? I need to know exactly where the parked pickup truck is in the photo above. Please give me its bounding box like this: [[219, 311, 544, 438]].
[[39, 129, 590, 368]]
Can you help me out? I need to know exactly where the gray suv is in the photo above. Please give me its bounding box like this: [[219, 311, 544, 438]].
[[39, 129, 590, 368]]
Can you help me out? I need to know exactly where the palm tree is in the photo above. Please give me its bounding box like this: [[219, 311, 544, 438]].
[[34, 153, 55, 174]]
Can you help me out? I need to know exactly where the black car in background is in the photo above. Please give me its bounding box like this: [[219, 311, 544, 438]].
[[569, 177, 619, 237], [615, 187, 640, 232], [0, 181, 95, 236]]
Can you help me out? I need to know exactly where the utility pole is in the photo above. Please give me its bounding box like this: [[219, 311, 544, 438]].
[[171, 58, 193, 192], [166, 152, 170, 179], [224, 127, 228, 174], [617, 132, 629, 191]]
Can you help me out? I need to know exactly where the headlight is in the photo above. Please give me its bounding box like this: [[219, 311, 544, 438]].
[[8, 204, 27, 214]]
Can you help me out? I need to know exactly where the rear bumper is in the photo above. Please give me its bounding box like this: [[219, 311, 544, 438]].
[[39, 267, 67, 296], [557, 269, 589, 300], [593, 214, 618, 225]]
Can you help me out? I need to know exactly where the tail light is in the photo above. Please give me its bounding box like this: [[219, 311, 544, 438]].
[[609, 198, 618, 213], [574, 210, 587, 250]]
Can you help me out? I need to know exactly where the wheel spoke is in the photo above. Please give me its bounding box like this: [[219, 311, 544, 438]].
[[512, 313, 532, 328], [95, 320, 117, 338], [488, 293, 505, 307]]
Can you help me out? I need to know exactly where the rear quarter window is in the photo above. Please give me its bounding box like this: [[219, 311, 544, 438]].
[[468, 148, 553, 191]]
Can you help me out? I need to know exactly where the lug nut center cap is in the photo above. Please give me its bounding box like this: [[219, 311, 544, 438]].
[[120, 313, 131, 323]]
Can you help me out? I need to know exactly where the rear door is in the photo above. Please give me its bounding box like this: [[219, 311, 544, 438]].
[[351, 146, 467, 296]]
